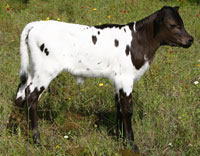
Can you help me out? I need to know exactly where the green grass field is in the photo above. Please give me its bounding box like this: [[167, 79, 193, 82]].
[[0, 0, 200, 155]]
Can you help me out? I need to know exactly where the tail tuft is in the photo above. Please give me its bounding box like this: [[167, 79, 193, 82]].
[[20, 72, 28, 85]]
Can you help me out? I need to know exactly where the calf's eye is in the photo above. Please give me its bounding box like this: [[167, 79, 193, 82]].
[[170, 24, 176, 28]]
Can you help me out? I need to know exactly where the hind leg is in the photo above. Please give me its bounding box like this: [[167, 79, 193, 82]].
[[25, 84, 45, 144], [115, 93, 124, 139], [8, 78, 30, 132], [25, 73, 57, 144]]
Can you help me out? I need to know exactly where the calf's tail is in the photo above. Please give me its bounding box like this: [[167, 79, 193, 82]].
[[19, 23, 34, 85]]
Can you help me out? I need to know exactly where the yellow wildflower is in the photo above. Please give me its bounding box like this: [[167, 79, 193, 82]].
[[57, 18, 60, 21], [67, 97, 71, 100], [92, 8, 97, 11], [56, 145, 60, 149], [107, 15, 111, 19], [98, 22, 102, 25], [196, 64, 200, 67], [98, 83, 104, 87]]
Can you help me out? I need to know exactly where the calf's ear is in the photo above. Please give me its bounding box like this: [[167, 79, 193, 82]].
[[173, 6, 180, 12], [153, 9, 165, 37]]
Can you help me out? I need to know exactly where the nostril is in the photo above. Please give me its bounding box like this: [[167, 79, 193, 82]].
[[188, 37, 194, 44]]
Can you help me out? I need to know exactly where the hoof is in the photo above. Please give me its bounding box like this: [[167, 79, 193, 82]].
[[33, 131, 41, 145], [133, 144, 140, 154]]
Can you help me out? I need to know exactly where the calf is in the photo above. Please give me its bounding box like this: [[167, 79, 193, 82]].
[[15, 6, 193, 152]]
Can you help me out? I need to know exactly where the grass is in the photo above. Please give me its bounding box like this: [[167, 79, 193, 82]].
[[0, 0, 200, 155]]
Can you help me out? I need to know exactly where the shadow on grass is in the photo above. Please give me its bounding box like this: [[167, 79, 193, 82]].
[[7, 90, 144, 138], [35, 90, 145, 137], [7, 89, 144, 156]]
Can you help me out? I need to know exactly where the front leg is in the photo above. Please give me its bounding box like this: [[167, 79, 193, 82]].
[[119, 89, 139, 153], [115, 93, 124, 139]]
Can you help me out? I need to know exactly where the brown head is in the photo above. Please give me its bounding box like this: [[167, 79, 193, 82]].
[[154, 6, 194, 48]]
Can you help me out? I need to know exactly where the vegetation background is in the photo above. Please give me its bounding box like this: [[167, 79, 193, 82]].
[[0, 0, 199, 155]]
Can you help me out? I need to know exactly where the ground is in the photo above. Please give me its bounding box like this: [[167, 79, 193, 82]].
[[0, 0, 199, 155]]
